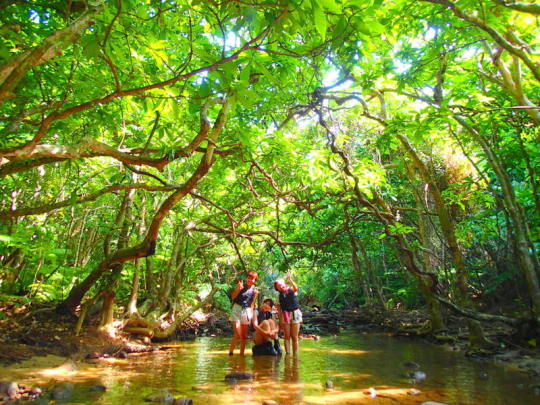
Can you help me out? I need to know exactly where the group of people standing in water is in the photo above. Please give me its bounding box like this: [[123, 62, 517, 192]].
[[228, 271, 302, 356]]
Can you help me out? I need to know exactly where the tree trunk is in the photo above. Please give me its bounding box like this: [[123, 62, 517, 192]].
[[56, 98, 231, 314], [454, 115, 540, 318]]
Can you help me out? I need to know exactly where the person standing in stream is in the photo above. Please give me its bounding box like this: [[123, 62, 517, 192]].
[[229, 271, 259, 356], [274, 271, 302, 355]]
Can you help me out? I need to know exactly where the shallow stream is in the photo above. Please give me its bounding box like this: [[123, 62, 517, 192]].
[[3, 333, 539, 404]]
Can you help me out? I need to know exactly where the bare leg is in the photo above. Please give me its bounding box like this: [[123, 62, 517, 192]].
[[229, 321, 241, 355], [281, 323, 291, 354], [239, 323, 249, 355], [290, 323, 300, 355]]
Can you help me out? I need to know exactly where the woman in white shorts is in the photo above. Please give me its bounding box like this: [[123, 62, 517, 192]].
[[229, 271, 258, 355], [274, 272, 302, 355]]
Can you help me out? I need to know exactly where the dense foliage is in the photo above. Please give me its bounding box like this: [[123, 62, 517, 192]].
[[0, 0, 538, 341]]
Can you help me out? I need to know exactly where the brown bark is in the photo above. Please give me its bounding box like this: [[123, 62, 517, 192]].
[[0, 3, 103, 102], [56, 98, 231, 315], [454, 115, 540, 318], [0, 10, 286, 158]]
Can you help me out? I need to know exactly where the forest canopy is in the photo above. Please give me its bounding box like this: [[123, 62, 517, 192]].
[[0, 0, 538, 341]]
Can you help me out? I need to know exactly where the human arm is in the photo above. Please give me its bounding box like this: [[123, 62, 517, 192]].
[[231, 279, 243, 300], [287, 271, 298, 293], [251, 289, 259, 310]]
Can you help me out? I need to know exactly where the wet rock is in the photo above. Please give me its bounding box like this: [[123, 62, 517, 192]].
[[408, 388, 421, 395], [52, 382, 74, 400], [86, 352, 101, 359], [116, 351, 128, 359], [421, 402, 449, 405], [0, 381, 19, 399], [89, 384, 107, 392], [404, 361, 420, 369], [144, 389, 174, 403], [363, 387, 377, 398], [224, 372, 253, 381], [325, 381, 334, 389], [172, 398, 193, 405], [29, 387, 42, 396], [409, 371, 427, 381]]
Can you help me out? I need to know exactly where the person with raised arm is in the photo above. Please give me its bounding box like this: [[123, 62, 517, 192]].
[[229, 271, 258, 356], [274, 271, 302, 355]]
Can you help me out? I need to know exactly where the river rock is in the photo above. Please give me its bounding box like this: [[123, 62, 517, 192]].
[[325, 381, 334, 389], [89, 384, 107, 392], [225, 372, 253, 381], [421, 402, 449, 405], [0, 381, 19, 399], [116, 351, 128, 359], [407, 388, 421, 395], [52, 382, 74, 400], [144, 389, 174, 403], [410, 371, 427, 381], [404, 361, 420, 369], [172, 398, 193, 405]]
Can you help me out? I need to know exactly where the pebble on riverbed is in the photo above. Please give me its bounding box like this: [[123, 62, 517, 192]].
[[224, 372, 253, 382], [409, 371, 427, 381], [143, 389, 174, 403], [0, 381, 44, 402], [52, 382, 74, 401], [325, 381, 334, 389], [421, 402, 449, 405]]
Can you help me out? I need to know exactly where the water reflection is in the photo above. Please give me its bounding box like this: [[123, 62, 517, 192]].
[[2, 334, 539, 405]]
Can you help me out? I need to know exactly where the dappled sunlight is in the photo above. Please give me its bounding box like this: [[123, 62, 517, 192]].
[[204, 349, 234, 355], [302, 347, 372, 355], [0, 336, 536, 404], [302, 387, 448, 405]]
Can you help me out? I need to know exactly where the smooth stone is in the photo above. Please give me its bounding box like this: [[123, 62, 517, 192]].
[[225, 372, 253, 381], [404, 361, 420, 368], [117, 351, 128, 359], [90, 384, 107, 392], [408, 388, 421, 395], [52, 382, 74, 400], [421, 402, 450, 405], [144, 389, 173, 403], [325, 381, 334, 389], [0, 381, 18, 398], [410, 371, 427, 380]]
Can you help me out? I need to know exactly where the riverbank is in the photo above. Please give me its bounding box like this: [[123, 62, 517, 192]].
[[1, 297, 539, 381]]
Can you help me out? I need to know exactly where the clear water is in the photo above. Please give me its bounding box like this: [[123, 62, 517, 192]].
[[3, 333, 539, 404]]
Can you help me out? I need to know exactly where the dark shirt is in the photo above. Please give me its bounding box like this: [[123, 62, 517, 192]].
[[279, 287, 300, 312], [257, 310, 273, 324], [233, 285, 255, 308]]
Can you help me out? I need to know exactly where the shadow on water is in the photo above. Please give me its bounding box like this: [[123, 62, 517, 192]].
[[2, 333, 539, 404]]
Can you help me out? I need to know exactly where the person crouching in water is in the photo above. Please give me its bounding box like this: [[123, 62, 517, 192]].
[[274, 272, 302, 355], [252, 298, 282, 356], [229, 271, 258, 356]]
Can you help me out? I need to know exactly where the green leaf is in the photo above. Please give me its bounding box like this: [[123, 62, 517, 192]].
[[313, 5, 327, 41]]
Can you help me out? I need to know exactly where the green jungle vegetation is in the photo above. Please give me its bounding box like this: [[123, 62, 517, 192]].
[[0, 0, 539, 347]]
